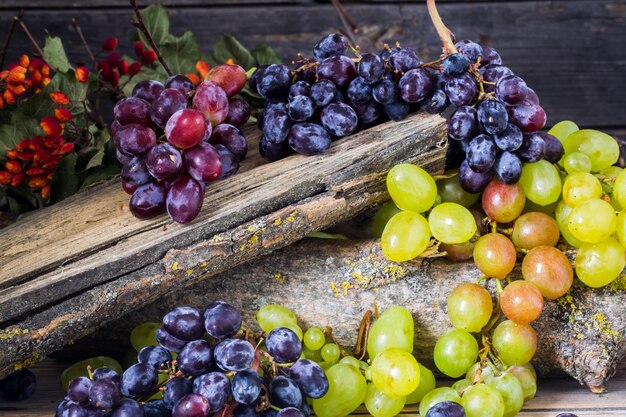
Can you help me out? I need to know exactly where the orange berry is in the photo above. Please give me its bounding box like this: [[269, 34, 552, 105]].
[[18, 54, 30, 68], [50, 91, 70, 105], [40, 116, 63, 136], [226, 58, 235, 65], [6, 149, 19, 159], [186, 73, 200, 86], [75, 66, 89, 83], [54, 108, 73, 122], [41, 64, 51, 77], [15, 151, 33, 161], [29, 136, 45, 150], [5, 160, 22, 173], [41, 183, 51, 200], [11, 173, 25, 187], [6, 66, 26, 84], [33, 149, 52, 165], [28, 58, 44, 71], [42, 156, 61, 170], [0, 170, 12, 185], [195, 61, 211, 78], [16, 139, 30, 151], [53, 142, 74, 156], [26, 167, 45, 176], [0, 70, 9, 80], [3, 89, 16, 105], [42, 77, 52, 87], [28, 175, 48, 189], [7, 84, 26, 96], [44, 136, 63, 150], [29, 69, 43, 87], [142, 49, 157, 65]]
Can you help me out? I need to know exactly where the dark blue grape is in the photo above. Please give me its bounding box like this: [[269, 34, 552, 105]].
[[428, 68, 447, 90], [299, 401, 311, 417], [231, 369, 262, 405], [310, 80, 337, 107], [313, 33, 349, 61], [317, 55, 357, 88], [215, 144, 239, 179], [289, 81, 311, 99], [423, 89, 449, 114], [526, 87, 540, 105], [120, 363, 158, 398], [399, 68, 432, 103], [443, 53, 470, 76], [480, 65, 513, 93], [163, 306, 205, 341], [144, 400, 170, 417], [61, 403, 88, 417], [258, 64, 292, 99], [250, 65, 269, 94], [288, 123, 332, 155], [138, 346, 172, 370], [89, 379, 121, 409], [425, 400, 466, 417], [372, 79, 398, 104], [84, 405, 110, 417], [538, 132, 564, 164], [288, 95, 315, 122], [93, 368, 120, 383], [269, 376, 302, 408], [347, 77, 372, 105], [496, 75, 529, 105], [467, 134, 497, 173], [477, 100, 508, 134], [265, 328, 302, 364], [156, 327, 187, 353], [455, 40, 483, 63], [389, 47, 421, 72], [493, 123, 523, 152], [111, 399, 143, 417], [210, 124, 248, 161], [458, 159, 494, 193], [445, 74, 478, 106], [234, 405, 259, 417], [277, 408, 304, 417], [165, 74, 195, 95], [480, 45, 502, 66], [556, 414, 579, 417], [358, 53, 385, 85], [68, 377, 92, 406], [295, 61, 318, 84], [178, 340, 213, 377], [164, 376, 193, 410], [495, 151, 523, 184], [517, 133, 546, 162], [132, 80, 165, 104], [351, 100, 382, 125], [288, 359, 329, 399], [225, 97, 252, 127], [262, 108, 292, 144], [383, 101, 409, 121], [320, 103, 358, 138], [192, 372, 230, 412], [448, 106, 479, 141], [259, 136, 293, 162], [214, 338, 255, 372], [204, 301, 242, 339], [172, 393, 211, 417]]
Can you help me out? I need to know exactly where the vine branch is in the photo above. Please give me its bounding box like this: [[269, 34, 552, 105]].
[[16, 14, 44, 59], [129, 0, 173, 76], [0, 11, 20, 70], [426, 0, 458, 56]]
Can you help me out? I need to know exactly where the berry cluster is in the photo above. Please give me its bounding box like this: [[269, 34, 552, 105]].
[[98, 37, 144, 88], [0, 54, 51, 108], [112, 64, 251, 223]]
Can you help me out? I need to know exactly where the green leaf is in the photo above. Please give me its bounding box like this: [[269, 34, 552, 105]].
[[160, 32, 201, 75], [85, 148, 105, 171], [213, 34, 256, 70], [80, 165, 120, 190], [51, 153, 78, 203], [43, 36, 71, 73], [137, 4, 170, 46], [0, 111, 42, 155], [251, 44, 282, 66]]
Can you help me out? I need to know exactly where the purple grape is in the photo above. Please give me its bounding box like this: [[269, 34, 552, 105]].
[[209, 124, 248, 160], [249, 65, 269, 94], [120, 363, 158, 398], [166, 176, 204, 224], [399, 68, 432, 103], [183, 142, 223, 183], [68, 377, 92, 406], [288, 95, 315, 122], [266, 327, 302, 363], [346, 77, 372, 105], [146, 143, 182, 181], [231, 369, 261, 405], [288, 359, 329, 399], [423, 89, 449, 114], [114, 97, 152, 127], [111, 399, 143, 417], [61, 403, 88, 417], [448, 106, 479, 141], [138, 346, 172, 369], [288, 123, 332, 155], [477, 99, 508, 134], [480, 45, 502, 66], [93, 368, 120, 383], [121, 156, 151, 194], [517, 133, 546, 162], [480, 65, 513, 93], [317, 55, 357, 88], [526, 87, 540, 105], [277, 408, 304, 417], [445, 74, 478, 106], [443, 53, 470, 76], [268, 376, 302, 408], [372, 79, 398, 104], [313, 33, 349, 61], [115, 124, 157, 155], [116, 148, 133, 165], [358, 53, 384, 85], [496, 75, 529, 105], [151, 88, 188, 129], [467, 134, 497, 173], [192, 373, 230, 412], [163, 377, 192, 410], [538, 131, 564, 163], [172, 393, 211, 417], [204, 301, 242, 339], [295, 60, 318, 84], [425, 400, 466, 417], [213, 339, 255, 372], [458, 159, 494, 193], [495, 151, 523, 184], [110, 120, 122, 137], [288, 81, 311, 99], [383, 101, 409, 121], [352, 100, 382, 125], [257, 64, 291, 99], [156, 327, 187, 353], [89, 379, 121, 409], [389, 47, 421, 72], [224, 97, 252, 127], [144, 400, 170, 417], [507, 100, 547, 132], [178, 340, 213, 376], [494, 123, 524, 152], [259, 136, 293, 162], [320, 102, 358, 137], [428, 68, 447, 89], [215, 145, 239, 179], [455, 40, 483, 63], [310, 80, 337, 107], [262, 107, 292, 144], [234, 405, 259, 417], [165, 74, 195, 95], [556, 414, 579, 417], [132, 80, 165, 103]]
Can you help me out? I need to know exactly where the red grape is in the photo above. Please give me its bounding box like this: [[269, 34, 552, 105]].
[[205, 64, 247, 97], [151, 88, 188, 129], [166, 177, 204, 224], [193, 81, 229, 126], [500, 280, 544, 324], [129, 181, 167, 219], [511, 212, 559, 250], [473, 233, 517, 279], [521, 246, 573, 299], [114, 97, 152, 127], [209, 124, 248, 160], [481, 179, 526, 223], [165, 109, 209, 149], [183, 142, 223, 183], [224, 97, 251, 127], [115, 124, 157, 155]]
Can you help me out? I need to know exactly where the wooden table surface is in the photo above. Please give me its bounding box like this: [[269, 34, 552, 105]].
[[1, 359, 624, 417]]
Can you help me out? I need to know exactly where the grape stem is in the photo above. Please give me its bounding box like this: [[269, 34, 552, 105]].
[[129, 0, 173, 76], [330, 0, 358, 47], [324, 326, 350, 357], [354, 309, 372, 361], [426, 0, 458, 56]]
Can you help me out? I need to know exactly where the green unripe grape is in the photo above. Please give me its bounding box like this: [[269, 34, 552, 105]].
[[548, 120, 579, 143], [304, 326, 326, 351], [492, 320, 537, 366], [321, 343, 341, 363], [523, 198, 558, 216], [364, 383, 406, 417], [567, 198, 616, 243], [372, 201, 402, 237], [485, 372, 524, 417], [312, 364, 367, 417], [285, 323, 303, 341], [418, 387, 462, 417], [405, 364, 436, 404], [437, 170, 480, 208], [428, 202, 477, 244], [562, 172, 602, 207], [616, 210, 626, 249], [367, 305, 414, 359], [447, 283, 493, 333], [303, 347, 323, 362], [466, 361, 495, 383], [371, 348, 420, 397], [523, 362, 537, 379], [130, 322, 161, 351], [364, 366, 372, 381], [257, 304, 298, 334], [434, 329, 479, 378], [563, 152, 592, 174], [566, 129, 620, 172], [507, 365, 538, 402], [613, 169, 626, 209], [600, 166, 623, 211], [380, 211, 431, 262], [555, 201, 583, 247], [339, 356, 361, 370], [60, 357, 123, 390], [576, 237, 626, 288], [451, 378, 472, 396], [518, 160, 561, 206], [462, 383, 505, 417], [386, 164, 437, 213]]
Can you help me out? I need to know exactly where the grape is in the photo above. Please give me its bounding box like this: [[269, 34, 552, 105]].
[[493, 123, 523, 152], [562, 172, 602, 208], [215, 145, 239, 179], [425, 401, 466, 417], [462, 384, 504, 417], [517, 133, 545, 163], [205, 64, 247, 97], [352, 100, 382, 125], [496, 75, 528, 106], [177, 340, 213, 376], [563, 152, 592, 174], [456, 40, 483, 62], [276, 408, 303, 417], [320, 103, 358, 138], [310, 80, 336, 107], [88, 380, 120, 409], [286, 360, 328, 400], [386, 164, 437, 212], [209, 124, 247, 160], [389, 47, 421, 72], [555, 202, 583, 247], [383, 101, 409, 121], [507, 100, 546, 133], [128, 181, 166, 220], [144, 400, 170, 417], [255, 64, 291, 99], [372, 201, 402, 237], [303, 326, 326, 351], [567, 198, 616, 243], [162, 306, 204, 341], [312, 364, 366, 417], [428, 202, 476, 244], [339, 356, 361, 369], [192, 372, 230, 412], [398, 69, 432, 103], [145, 143, 182, 181], [448, 106, 479, 141], [539, 132, 565, 164], [576, 237, 625, 287], [482, 179, 525, 223], [518, 160, 561, 206], [423, 89, 450, 114], [163, 377, 192, 410], [288, 95, 315, 122], [249, 64, 269, 92], [166, 176, 204, 224], [231, 369, 261, 405], [156, 327, 187, 353], [269, 376, 302, 408], [116, 146, 134, 165], [137, 346, 171, 370], [473, 233, 516, 279], [114, 97, 152, 127], [492, 320, 537, 366], [204, 301, 242, 339], [367, 305, 414, 359], [405, 364, 435, 404], [150, 88, 187, 129], [443, 53, 470, 76], [437, 171, 480, 208], [93, 367, 120, 383], [480, 45, 502, 66], [262, 106, 291, 144], [192, 81, 229, 126], [447, 283, 493, 333], [165, 74, 195, 95], [321, 343, 341, 363], [481, 65, 513, 93], [288, 81, 311, 98], [451, 379, 472, 396], [288, 123, 331, 155], [566, 129, 620, 172], [313, 33, 349, 61], [172, 393, 211, 417], [364, 383, 406, 417], [0, 369, 36, 402], [120, 363, 158, 398], [370, 348, 420, 397], [358, 53, 384, 84], [224, 97, 251, 127], [458, 159, 494, 193], [257, 304, 297, 335], [548, 120, 579, 143], [347, 77, 373, 105], [165, 109, 209, 149], [381, 211, 431, 262], [467, 134, 497, 173], [317, 55, 357, 88], [132, 80, 165, 103], [445, 74, 478, 106], [121, 156, 151, 195], [115, 124, 157, 155], [506, 365, 537, 401], [214, 338, 254, 371], [500, 280, 544, 324], [478, 100, 508, 134], [522, 246, 573, 299], [494, 151, 522, 184], [418, 387, 462, 417], [111, 399, 143, 417], [182, 142, 222, 183], [511, 212, 559, 249], [372, 79, 398, 105], [434, 329, 479, 377]]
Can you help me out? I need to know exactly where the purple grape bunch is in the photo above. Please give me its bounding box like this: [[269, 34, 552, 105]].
[[55, 301, 328, 417]]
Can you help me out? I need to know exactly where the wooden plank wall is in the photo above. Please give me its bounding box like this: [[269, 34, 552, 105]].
[[0, 0, 625, 132]]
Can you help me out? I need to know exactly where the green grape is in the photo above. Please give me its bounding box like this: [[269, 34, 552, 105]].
[[548, 120, 579, 143], [563, 152, 592, 174], [555, 201, 584, 247], [523, 362, 537, 379], [567, 198, 616, 243], [367, 305, 414, 359], [339, 356, 361, 370], [576, 237, 626, 288], [428, 202, 477, 244], [321, 343, 341, 363], [462, 383, 505, 417], [452, 378, 472, 396], [447, 283, 493, 332], [405, 364, 436, 404], [418, 387, 462, 417], [60, 356, 123, 390], [371, 348, 420, 397], [523, 198, 558, 217], [257, 304, 298, 334], [492, 320, 537, 366], [614, 169, 626, 209], [387, 164, 438, 213], [616, 210, 626, 249], [318, 361, 335, 371], [372, 201, 402, 237], [466, 361, 495, 383], [437, 170, 480, 208], [518, 160, 562, 206], [485, 372, 524, 417], [507, 365, 537, 402], [303, 347, 323, 362], [312, 364, 367, 417], [130, 322, 161, 351], [364, 383, 406, 417], [380, 211, 431, 262], [285, 323, 304, 341], [600, 166, 623, 212], [566, 129, 620, 172], [433, 329, 479, 378], [364, 366, 372, 381], [304, 326, 326, 351], [562, 172, 602, 207]]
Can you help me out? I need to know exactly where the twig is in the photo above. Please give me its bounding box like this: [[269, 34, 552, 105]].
[[330, 0, 358, 47], [15, 15, 44, 59], [71, 18, 97, 71], [0, 11, 20, 70], [426, 0, 458, 56], [129, 0, 173, 76]]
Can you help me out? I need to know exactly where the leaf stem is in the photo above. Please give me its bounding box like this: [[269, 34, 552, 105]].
[[129, 0, 173, 76], [426, 0, 458, 56]]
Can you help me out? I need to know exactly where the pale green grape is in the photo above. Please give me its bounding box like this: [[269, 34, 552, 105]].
[[339, 356, 361, 370], [257, 304, 298, 334], [405, 364, 436, 404], [616, 210, 626, 249], [562, 172, 602, 207], [614, 169, 626, 209], [567, 129, 620, 172], [485, 372, 524, 417], [548, 120, 579, 143], [434, 329, 479, 378], [563, 152, 592, 174], [555, 201, 583, 247], [380, 211, 431, 262], [286, 323, 304, 341], [364, 383, 406, 417], [373, 201, 402, 237], [321, 343, 341, 363], [304, 326, 326, 351], [386, 164, 437, 213], [600, 166, 623, 212], [367, 305, 414, 359], [437, 170, 481, 208], [506, 365, 537, 402], [371, 348, 420, 397], [466, 361, 495, 383], [418, 387, 462, 417], [313, 364, 367, 417], [518, 160, 561, 206], [428, 202, 477, 244], [462, 383, 505, 417], [492, 320, 537, 366], [130, 322, 161, 351], [567, 198, 616, 243], [60, 357, 123, 390], [447, 283, 493, 333], [452, 378, 472, 396], [576, 237, 626, 288], [523, 198, 558, 216], [303, 347, 323, 362]]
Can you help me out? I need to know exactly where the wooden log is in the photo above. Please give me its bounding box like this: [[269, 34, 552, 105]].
[[63, 238, 626, 393], [0, 112, 447, 378]]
